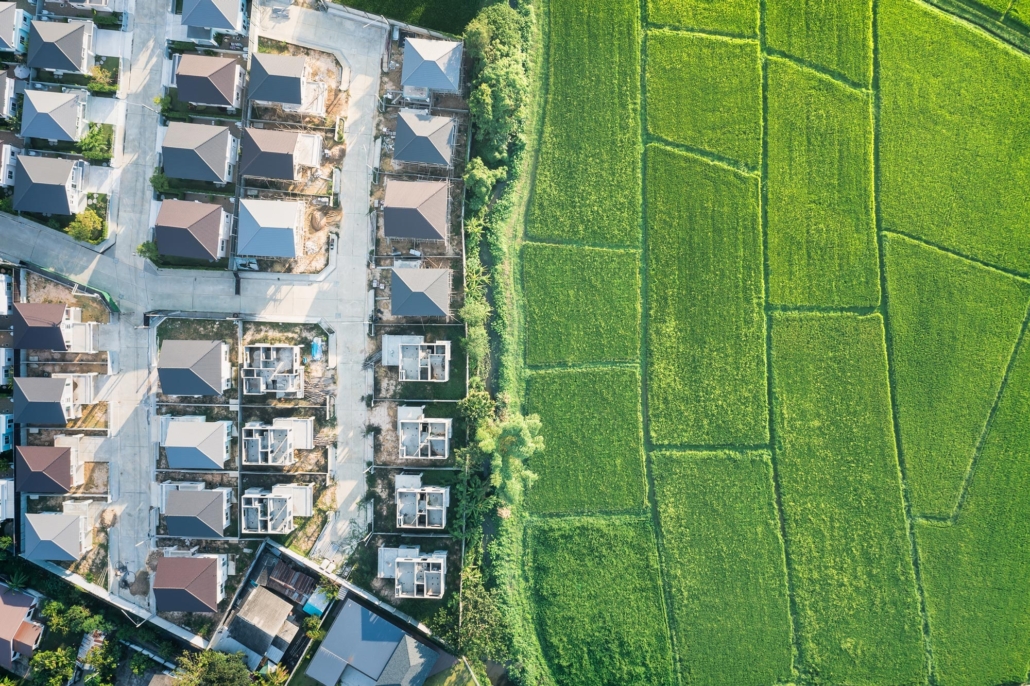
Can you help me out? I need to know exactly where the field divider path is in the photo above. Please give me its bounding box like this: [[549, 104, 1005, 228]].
[[757, 0, 803, 676], [649, 443, 771, 453], [766, 304, 879, 315], [764, 46, 873, 93], [646, 134, 758, 176], [645, 21, 757, 41], [882, 229, 1030, 282], [873, 0, 937, 679], [524, 360, 640, 373]]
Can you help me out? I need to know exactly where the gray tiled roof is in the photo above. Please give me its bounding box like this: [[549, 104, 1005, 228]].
[[12, 302, 66, 351], [164, 489, 225, 538], [249, 53, 304, 105], [164, 419, 227, 470], [236, 199, 299, 258], [391, 268, 450, 317], [21, 90, 81, 142], [28, 20, 89, 73], [383, 180, 448, 241], [162, 122, 232, 183], [13, 376, 67, 426], [153, 556, 219, 613], [13, 155, 76, 214], [155, 200, 225, 261], [401, 38, 462, 93], [158, 339, 225, 396], [230, 586, 292, 656], [394, 111, 455, 166], [376, 635, 438, 686], [306, 598, 405, 685], [0, 4, 20, 52], [176, 54, 238, 108], [23, 513, 82, 560], [181, 0, 240, 30], [239, 128, 297, 180]]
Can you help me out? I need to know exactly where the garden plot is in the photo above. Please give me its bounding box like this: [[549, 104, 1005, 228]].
[[766, 0, 872, 86], [647, 0, 758, 36], [525, 367, 646, 514]]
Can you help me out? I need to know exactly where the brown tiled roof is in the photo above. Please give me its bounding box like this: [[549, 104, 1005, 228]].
[[15, 445, 72, 493], [153, 557, 219, 613], [0, 587, 35, 671], [176, 54, 238, 108], [12, 302, 66, 351], [155, 200, 224, 261]]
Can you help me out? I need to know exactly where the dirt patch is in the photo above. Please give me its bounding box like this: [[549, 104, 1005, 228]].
[[67, 524, 109, 585], [74, 462, 109, 494], [73, 402, 110, 430], [26, 272, 111, 324], [129, 569, 150, 597]]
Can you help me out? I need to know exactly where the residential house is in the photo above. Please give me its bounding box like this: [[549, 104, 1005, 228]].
[[153, 552, 227, 613], [383, 180, 448, 242], [0, 583, 44, 675], [397, 406, 450, 460], [23, 500, 93, 560], [393, 110, 455, 167], [401, 38, 462, 99], [20, 90, 88, 143], [160, 482, 232, 538], [161, 416, 232, 470], [390, 268, 450, 317], [248, 53, 325, 115], [154, 199, 231, 261], [381, 335, 450, 383], [235, 199, 303, 259], [28, 20, 94, 74], [241, 344, 303, 397], [226, 586, 298, 667], [12, 302, 99, 353], [15, 443, 84, 493], [395, 474, 448, 530], [0, 138, 20, 188], [157, 339, 231, 396], [239, 128, 322, 181], [305, 597, 439, 686], [13, 155, 89, 215], [0, 479, 13, 520], [13, 374, 96, 425], [174, 53, 244, 109], [0, 272, 11, 314], [241, 417, 314, 466], [0, 69, 17, 120], [181, 0, 245, 35], [0, 346, 11, 385], [240, 483, 312, 535], [161, 122, 237, 184], [377, 546, 446, 600], [0, 3, 31, 54], [0, 413, 11, 452]]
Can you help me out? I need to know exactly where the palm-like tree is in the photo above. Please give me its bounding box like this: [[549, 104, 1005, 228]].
[[5, 568, 29, 592]]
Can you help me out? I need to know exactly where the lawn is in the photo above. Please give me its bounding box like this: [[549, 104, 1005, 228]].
[[527, 0, 642, 246], [652, 450, 792, 686], [646, 144, 767, 446], [880, 0, 1030, 273], [765, 0, 873, 86], [646, 30, 762, 169], [334, 0, 478, 34], [916, 335, 1030, 686], [884, 233, 1030, 517], [523, 243, 641, 366], [770, 313, 925, 683], [526, 367, 646, 514], [528, 517, 675, 686], [647, 0, 758, 36], [766, 56, 878, 307]]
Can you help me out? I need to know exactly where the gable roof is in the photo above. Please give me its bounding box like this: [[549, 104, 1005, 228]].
[[13, 155, 75, 214], [391, 269, 450, 317], [158, 340, 224, 396], [13, 302, 66, 350], [239, 128, 297, 180], [230, 586, 292, 656], [401, 38, 462, 93], [162, 122, 232, 183], [176, 54, 238, 107], [394, 111, 455, 166], [0, 586, 36, 671], [13, 377, 67, 425], [0, 4, 19, 52], [236, 199, 300, 258], [23, 513, 82, 560], [164, 419, 227, 470], [384, 180, 448, 241], [155, 200, 225, 261], [164, 490, 225, 537], [15, 445, 71, 493], [249, 53, 304, 105], [28, 20, 89, 73], [377, 635, 438, 686], [153, 556, 219, 613], [181, 0, 240, 30], [306, 598, 405, 685], [21, 90, 81, 142]]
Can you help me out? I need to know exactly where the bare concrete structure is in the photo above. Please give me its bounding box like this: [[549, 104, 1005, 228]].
[[381, 335, 449, 382], [397, 406, 450, 460], [377, 546, 446, 600], [242, 344, 304, 397], [394, 474, 448, 530], [241, 417, 314, 466], [240, 483, 312, 534]]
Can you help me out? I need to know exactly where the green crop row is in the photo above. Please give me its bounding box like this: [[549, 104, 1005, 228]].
[[917, 332, 1030, 686], [884, 233, 1030, 517], [526, 367, 647, 514], [766, 56, 879, 307], [527, 0, 641, 246], [522, 242, 641, 366], [648, 0, 757, 36], [646, 30, 762, 169], [880, 0, 1030, 273], [527, 517, 675, 686], [646, 144, 768, 446], [771, 312, 926, 684], [766, 0, 872, 85], [652, 450, 793, 686]]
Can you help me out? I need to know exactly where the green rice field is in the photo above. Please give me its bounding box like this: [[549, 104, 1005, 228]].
[[514, 0, 1030, 682]]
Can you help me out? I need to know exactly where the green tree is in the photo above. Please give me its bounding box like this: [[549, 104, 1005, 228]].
[[477, 411, 542, 509], [458, 379, 495, 425], [303, 614, 325, 641], [150, 169, 173, 195], [29, 647, 75, 686], [0, 535, 13, 560], [129, 651, 151, 676], [174, 650, 251, 686], [137, 240, 159, 261], [5, 568, 29, 592], [464, 157, 506, 215], [80, 124, 112, 162], [66, 209, 105, 243]]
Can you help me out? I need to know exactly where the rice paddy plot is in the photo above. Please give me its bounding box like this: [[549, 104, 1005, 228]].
[[880, 0, 1030, 273], [646, 144, 768, 446], [766, 57, 878, 307], [652, 450, 792, 686], [528, 517, 675, 686], [646, 30, 762, 169], [884, 233, 1030, 517], [917, 333, 1030, 686], [527, 0, 642, 246], [523, 243, 641, 366], [647, 0, 758, 37], [526, 367, 647, 515], [771, 313, 925, 684], [765, 0, 873, 86]]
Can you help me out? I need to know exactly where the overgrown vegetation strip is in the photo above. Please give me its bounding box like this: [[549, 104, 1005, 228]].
[[765, 56, 879, 307], [765, 0, 873, 86], [645, 144, 768, 446], [651, 450, 793, 686], [770, 312, 926, 683]]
